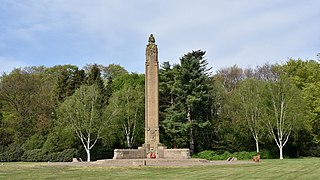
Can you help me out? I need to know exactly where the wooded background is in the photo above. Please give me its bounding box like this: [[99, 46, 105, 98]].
[[0, 51, 319, 161]]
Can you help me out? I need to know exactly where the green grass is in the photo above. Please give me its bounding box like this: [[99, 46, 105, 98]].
[[1, 158, 320, 179]]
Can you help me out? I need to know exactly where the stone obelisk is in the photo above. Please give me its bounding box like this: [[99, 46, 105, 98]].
[[143, 34, 160, 153], [113, 34, 190, 159]]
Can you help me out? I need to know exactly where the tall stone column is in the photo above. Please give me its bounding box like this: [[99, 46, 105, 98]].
[[144, 34, 160, 153], [113, 34, 190, 159]]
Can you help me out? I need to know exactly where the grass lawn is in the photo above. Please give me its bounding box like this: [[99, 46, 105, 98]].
[[0, 158, 319, 179]]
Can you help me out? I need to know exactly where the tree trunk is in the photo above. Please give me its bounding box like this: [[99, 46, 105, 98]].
[[126, 134, 131, 148], [255, 140, 259, 153], [279, 146, 283, 159], [189, 127, 194, 154], [173, 134, 177, 149], [187, 107, 194, 154], [86, 149, 91, 162]]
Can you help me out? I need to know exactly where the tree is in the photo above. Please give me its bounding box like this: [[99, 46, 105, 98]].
[[282, 59, 320, 145], [101, 64, 128, 80], [173, 50, 213, 153], [86, 64, 108, 107], [0, 69, 41, 141], [215, 65, 244, 92], [264, 76, 306, 159], [159, 62, 188, 148], [51, 65, 85, 104], [233, 78, 266, 153], [107, 73, 145, 148], [107, 84, 144, 148], [111, 73, 144, 92], [57, 85, 105, 162]]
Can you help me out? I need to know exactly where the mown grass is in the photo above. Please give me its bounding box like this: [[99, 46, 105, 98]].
[[0, 158, 320, 179]]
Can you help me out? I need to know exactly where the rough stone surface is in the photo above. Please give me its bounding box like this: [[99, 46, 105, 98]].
[[144, 34, 160, 152]]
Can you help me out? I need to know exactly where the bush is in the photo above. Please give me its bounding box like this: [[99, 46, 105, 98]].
[[192, 150, 231, 160], [21, 148, 79, 162], [259, 149, 275, 159], [232, 151, 256, 160], [23, 134, 46, 151], [193, 150, 274, 160], [57, 149, 79, 162], [21, 149, 47, 162], [307, 146, 320, 157], [0, 144, 24, 162]]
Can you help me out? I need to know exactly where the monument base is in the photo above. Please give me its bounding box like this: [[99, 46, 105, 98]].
[[113, 146, 190, 159]]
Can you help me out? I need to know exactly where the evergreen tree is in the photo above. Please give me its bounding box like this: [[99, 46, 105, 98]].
[[172, 50, 213, 153], [54, 66, 83, 103], [86, 64, 107, 107], [159, 62, 188, 148]]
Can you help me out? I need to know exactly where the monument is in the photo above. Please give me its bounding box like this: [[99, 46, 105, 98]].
[[113, 34, 190, 159], [143, 34, 161, 154]]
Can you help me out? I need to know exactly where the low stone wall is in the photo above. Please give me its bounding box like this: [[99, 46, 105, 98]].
[[163, 149, 190, 159], [113, 147, 190, 159], [113, 147, 146, 159]]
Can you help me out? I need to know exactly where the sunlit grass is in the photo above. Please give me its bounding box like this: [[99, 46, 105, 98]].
[[1, 158, 320, 179]]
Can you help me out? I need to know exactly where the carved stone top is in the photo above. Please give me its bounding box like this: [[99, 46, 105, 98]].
[[148, 34, 155, 44], [146, 34, 158, 56]]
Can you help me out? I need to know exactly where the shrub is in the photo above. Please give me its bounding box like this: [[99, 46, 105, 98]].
[[259, 149, 275, 159], [58, 149, 79, 162], [193, 150, 230, 160], [21, 148, 78, 162], [232, 151, 256, 160], [23, 134, 46, 151], [0, 144, 24, 162], [193, 150, 274, 160], [21, 149, 47, 162]]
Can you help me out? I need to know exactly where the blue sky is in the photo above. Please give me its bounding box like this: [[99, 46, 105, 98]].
[[0, 0, 319, 74]]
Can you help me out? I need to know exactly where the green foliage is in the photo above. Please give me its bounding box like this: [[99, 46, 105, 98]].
[[107, 74, 145, 148], [0, 143, 24, 162], [57, 84, 106, 161], [0, 127, 14, 147], [101, 64, 128, 80], [23, 134, 46, 151], [86, 64, 110, 107], [47, 149, 79, 162], [193, 150, 274, 160], [1, 54, 319, 162], [111, 73, 144, 91], [231, 78, 266, 152], [20, 149, 78, 162], [53, 65, 83, 103], [159, 50, 214, 153], [282, 59, 320, 145], [42, 125, 77, 153], [0, 68, 41, 140], [159, 62, 188, 148], [21, 149, 47, 162]]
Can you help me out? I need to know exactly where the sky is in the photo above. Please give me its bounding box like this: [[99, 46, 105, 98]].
[[0, 0, 319, 74]]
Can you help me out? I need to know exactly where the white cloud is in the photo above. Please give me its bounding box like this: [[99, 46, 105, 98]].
[[0, 0, 319, 73], [0, 57, 28, 74]]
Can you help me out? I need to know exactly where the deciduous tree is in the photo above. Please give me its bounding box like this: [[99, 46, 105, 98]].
[[107, 84, 144, 148], [264, 76, 306, 159], [57, 85, 105, 162], [233, 78, 266, 153]]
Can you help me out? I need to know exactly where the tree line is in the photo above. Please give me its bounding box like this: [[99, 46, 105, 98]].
[[0, 51, 319, 162]]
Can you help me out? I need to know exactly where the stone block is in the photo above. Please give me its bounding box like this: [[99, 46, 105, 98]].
[[163, 149, 190, 159]]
